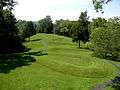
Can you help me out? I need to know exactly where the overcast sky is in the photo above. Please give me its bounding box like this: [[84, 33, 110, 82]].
[[13, 0, 120, 21]]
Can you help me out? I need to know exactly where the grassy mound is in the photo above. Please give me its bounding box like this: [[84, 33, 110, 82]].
[[0, 33, 119, 90]]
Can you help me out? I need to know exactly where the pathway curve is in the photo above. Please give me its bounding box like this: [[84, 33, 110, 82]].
[[93, 60, 120, 90]]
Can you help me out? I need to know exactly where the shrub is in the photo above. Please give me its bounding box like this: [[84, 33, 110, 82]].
[[90, 27, 120, 60]]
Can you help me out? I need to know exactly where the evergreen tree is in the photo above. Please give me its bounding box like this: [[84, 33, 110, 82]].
[[0, 0, 24, 53]]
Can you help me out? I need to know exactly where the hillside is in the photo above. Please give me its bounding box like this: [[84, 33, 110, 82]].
[[0, 33, 119, 90]]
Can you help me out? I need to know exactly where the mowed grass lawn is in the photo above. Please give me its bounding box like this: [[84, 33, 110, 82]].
[[0, 33, 119, 90]]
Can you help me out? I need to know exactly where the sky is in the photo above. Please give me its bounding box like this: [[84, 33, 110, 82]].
[[13, 0, 120, 22]]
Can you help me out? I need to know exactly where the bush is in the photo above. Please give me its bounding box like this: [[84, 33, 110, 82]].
[[90, 27, 120, 60]]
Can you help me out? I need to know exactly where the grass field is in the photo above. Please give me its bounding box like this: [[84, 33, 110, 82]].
[[0, 33, 119, 90]]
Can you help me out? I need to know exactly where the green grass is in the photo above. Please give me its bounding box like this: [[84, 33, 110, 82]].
[[0, 33, 120, 90]]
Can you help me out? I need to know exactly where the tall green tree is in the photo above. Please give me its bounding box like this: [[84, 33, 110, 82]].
[[0, 0, 16, 23], [0, 10, 24, 53], [71, 21, 80, 43], [16, 20, 28, 41], [0, 0, 24, 53], [78, 11, 89, 42], [72, 11, 89, 48], [26, 21, 36, 41]]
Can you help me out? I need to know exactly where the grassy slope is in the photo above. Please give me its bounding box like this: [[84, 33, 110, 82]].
[[0, 33, 119, 90]]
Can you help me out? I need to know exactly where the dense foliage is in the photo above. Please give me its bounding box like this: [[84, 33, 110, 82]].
[[90, 17, 120, 60], [55, 19, 73, 37], [55, 11, 89, 48], [0, 0, 24, 53], [73, 11, 89, 48], [90, 17, 107, 34], [16, 20, 36, 42], [37, 16, 53, 33]]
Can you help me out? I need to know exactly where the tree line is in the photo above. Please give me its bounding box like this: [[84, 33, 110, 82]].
[[0, 0, 120, 61], [16, 12, 120, 61]]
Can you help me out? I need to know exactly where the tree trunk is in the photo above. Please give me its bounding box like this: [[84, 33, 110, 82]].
[[79, 40, 80, 48]]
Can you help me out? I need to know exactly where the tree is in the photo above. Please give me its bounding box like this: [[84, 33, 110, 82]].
[[0, 0, 16, 31], [0, 0, 25, 53], [72, 11, 89, 48], [16, 20, 36, 41], [26, 21, 36, 41], [78, 11, 89, 43], [90, 17, 107, 34], [16, 20, 28, 41], [0, 0, 16, 11], [55, 19, 73, 37], [34, 22, 40, 33], [90, 17, 120, 60], [0, 0, 16, 23], [38, 16, 53, 33], [92, 0, 112, 12], [0, 9, 24, 53], [71, 21, 80, 43]]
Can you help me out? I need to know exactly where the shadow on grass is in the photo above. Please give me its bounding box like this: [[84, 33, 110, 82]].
[[0, 50, 48, 73], [24, 50, 48, 56], [26, 39, 42, 42], [111, 76, 120, 90]]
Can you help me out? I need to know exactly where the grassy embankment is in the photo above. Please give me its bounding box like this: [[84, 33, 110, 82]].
[[0, 33, 119, 90]]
